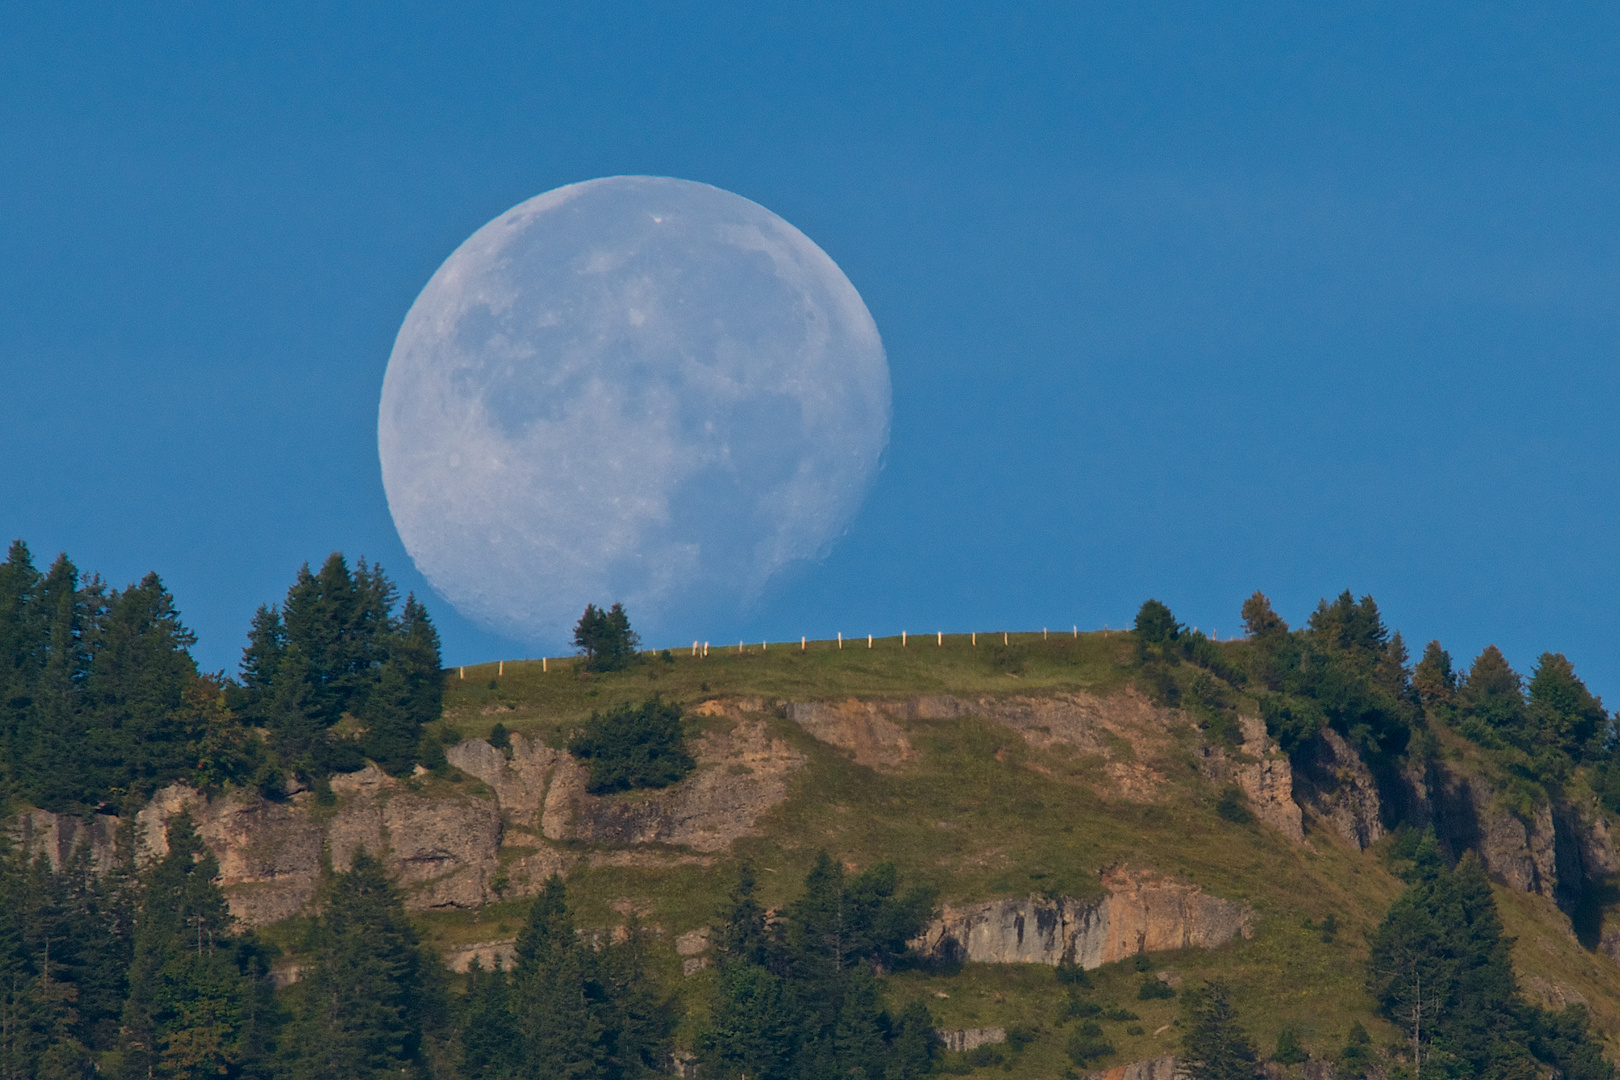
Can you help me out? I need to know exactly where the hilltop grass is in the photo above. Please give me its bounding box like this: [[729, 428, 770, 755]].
[[416, 632, 1618, 1073], [440, 630, 1139, 744]]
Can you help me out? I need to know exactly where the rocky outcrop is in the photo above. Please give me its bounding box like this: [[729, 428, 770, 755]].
[[547, 717, 807, 851], [936, 1028, 1005, 1052], [785, 700, 915, 768], [1198, 716, 1304, 842], [1293, 728, 1384, 849], [128, 768, 503, 925], [912, 868, 1252, 967], [445, 733, 558, 828], [11, 809, 122, 874], [1087, 1056, 1179, 1080], [14, 712, 806, 926], [786, 692, 1179, 800], [445, 939, 518, 974], [1430, 768, 1557, 896]]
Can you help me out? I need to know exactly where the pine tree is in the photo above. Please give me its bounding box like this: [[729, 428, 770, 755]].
[[510, 877, 607, 1080], [1412, 641, 1457, 710], [573, 604, 640, 673], [1180, 979, 1259, 1080], [360, 660, 420, 777], [1526, 652, 1607, 760], [1459, 645, 1525, 748], [598, 921, 677, 1079], [459, 958, 518, 1079], [119, 814, 254, 1080], [703, 963, 794, 1080], [1239, 592, 1287, 640], [85, 573, 199, 808], [286, 851, 438, 1079]]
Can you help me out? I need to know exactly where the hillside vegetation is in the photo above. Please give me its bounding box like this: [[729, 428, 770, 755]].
[[4, 538, 1620, 1077]]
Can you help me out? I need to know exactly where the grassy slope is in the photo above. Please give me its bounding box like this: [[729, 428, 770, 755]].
[[419, 632, 1616, 1071]]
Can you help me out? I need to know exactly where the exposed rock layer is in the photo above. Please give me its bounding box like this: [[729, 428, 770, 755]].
[[912, 869, 1253, 968]]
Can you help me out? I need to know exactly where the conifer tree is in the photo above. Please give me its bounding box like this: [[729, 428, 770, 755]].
[[119, 815, 255, 1080], [1526, 652, 1607, 760], [1412, 641, 1457, 710], [286, 852, 439, 1079], [85, 574, 199, 807], [510, 876, 607, 1080], [459, 958, 518, 1079], [1180, 979, 1259, 1080]]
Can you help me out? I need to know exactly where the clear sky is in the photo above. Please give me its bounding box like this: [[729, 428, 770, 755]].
[[4, 3, 1619, 697]]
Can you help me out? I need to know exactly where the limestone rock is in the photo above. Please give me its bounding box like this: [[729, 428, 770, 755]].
[[548, 717, 806, 852], [445, 939, 518, 973], [912, 867, 1252, 967], [445, 733, 558, 827], [1198, 716, 1304, 842], [1086, 1056, 1179, 1080], [1293, 728, 1384, 849], [10, 809, 122, 874], [936, 1028, 1005, 1052], [785, 699, 915, 768]]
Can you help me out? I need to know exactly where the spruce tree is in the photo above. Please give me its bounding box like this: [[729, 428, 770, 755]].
[[459, 958, 518, 1079], [286, 852, 438, 1079], [511, 877, 607, 1080], [119, 815, 254, 1080], [1180, 979, 1259, 1080], [85, 574, 199, 808]]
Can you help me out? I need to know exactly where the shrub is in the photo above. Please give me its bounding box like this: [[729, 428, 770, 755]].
[[567, 696, 694, 794], [1064, 996, 1102, 1020], [1215, 787, 1253, 825], [1106, 1007, 1141, 1021], [1056, 959, 1092, 986], [1274, 1026, 1308, 1066], [1138, 977, 1176, 1000], [1067, 1022, 1115, 1066]]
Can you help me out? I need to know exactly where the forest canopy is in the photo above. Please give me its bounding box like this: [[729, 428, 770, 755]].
[[0, 542, 443, 814]]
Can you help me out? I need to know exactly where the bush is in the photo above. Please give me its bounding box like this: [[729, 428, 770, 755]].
[[1106, 1007, 1140, 1021], [1274, 1026, 1308, 1066], [1064, 995, 1102, 1020], [1067, 1022, 1115, 1066], [1138, 977, 1176, 1000], [1056, 959, 1092, 986], [1215, 787, 1253, 825], [567, 696, 694, 794]]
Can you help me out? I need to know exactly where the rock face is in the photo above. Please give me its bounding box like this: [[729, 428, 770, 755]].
[[1087, 1056, 1179, 1080], [11, 809, 122, 874], [785, 700, 915, 768], [1198, 716, 1304, 842], [787, 692, 1180, 801], [1292, 728, 1384, 849], [912, 868, 1252, 968], [14, 711, 805, 927], [936, 1028, 1005, 1052], [129, 768, 502, 925]]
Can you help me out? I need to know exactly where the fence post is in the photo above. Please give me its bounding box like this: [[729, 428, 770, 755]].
[[902, 631, 906, 646], [498, 661, 503, 676], [972, 633, 976, 646], [1003, 633, 1008, 646], [543, 658, 548, 672], [838, 632, 842, 649], [937, 632, 942, 646], [801, 636, 806, 651], [867, 634, 873, 648]]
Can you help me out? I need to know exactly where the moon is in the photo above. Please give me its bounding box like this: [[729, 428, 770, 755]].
[[378, 176, 891, 646]]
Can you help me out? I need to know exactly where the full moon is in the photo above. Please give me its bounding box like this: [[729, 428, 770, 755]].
[[379, 176, 891, 646]]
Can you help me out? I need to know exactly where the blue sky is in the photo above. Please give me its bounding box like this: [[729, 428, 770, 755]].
[[4, 3, 1619, 697]]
